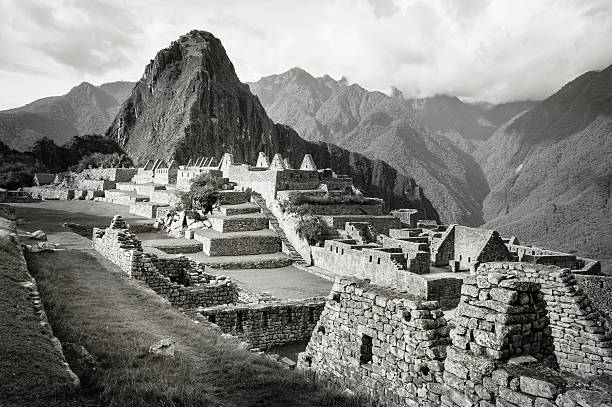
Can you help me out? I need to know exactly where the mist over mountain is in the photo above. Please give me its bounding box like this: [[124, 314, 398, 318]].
[[106, 30, 438, 219], [249, 68, 492, 225], [0, 81, 134, 151], [474, 64, 612, 270], [404, 95, 536, 153]]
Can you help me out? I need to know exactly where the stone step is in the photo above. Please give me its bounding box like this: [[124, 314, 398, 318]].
[[130, 202, 169, 218], [150, 189, 181, 205], [115, 182, 138, 191], [193, 229, 281, 256], [105, 190, 149, 205], [184, 252, 293, 269], [217, 203, 261, 216], [134, 183, 166, 196], [218, 190, 250, 205], [208, 213, 269, 233], [142, 238, 203, 254]]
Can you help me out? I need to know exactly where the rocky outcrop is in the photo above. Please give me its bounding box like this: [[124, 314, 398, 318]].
[[107, 30, 438, 219]]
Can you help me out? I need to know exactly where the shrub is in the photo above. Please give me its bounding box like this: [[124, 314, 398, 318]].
[[178, 173, 225, 213], [296, 215, 326, 246]]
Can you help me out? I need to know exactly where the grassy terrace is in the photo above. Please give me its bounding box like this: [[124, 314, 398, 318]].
[[0, 207, 90, 407], [25, 249, 364, 407]]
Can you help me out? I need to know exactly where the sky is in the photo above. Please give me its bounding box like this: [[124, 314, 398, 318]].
[[1, 0, 612, 109]]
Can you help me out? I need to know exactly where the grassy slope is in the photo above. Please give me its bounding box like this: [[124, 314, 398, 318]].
[[25, 249, 363, 407], [0, 206, 88, 407]]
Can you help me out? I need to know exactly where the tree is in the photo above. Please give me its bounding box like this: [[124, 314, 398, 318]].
[[178, 173, 226, 213]]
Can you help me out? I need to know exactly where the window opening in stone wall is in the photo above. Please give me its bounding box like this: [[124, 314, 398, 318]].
[[318, 325, 326, 334], [377, 258, 381, 264], [404, 311, 411, 322], [330, 246, 333, 252], [459, 254, 462, 261], [305, 356, 312, 367], [236, 311, 243, 331], [341, 249, 344, 254], [263, 311, 269, 328], [369, 255, 373, 262], [468, 257, 471, 262], [286, 308, 292, 323], [336, 247, 338, 253], [360, 334, 373, 365], [309, 307, 315, 322], [208, 314, 216, 323], [332, 292, 341, 302]]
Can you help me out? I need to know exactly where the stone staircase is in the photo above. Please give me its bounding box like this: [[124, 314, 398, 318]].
[[184, 189, 293, 269], [251, 192, 310, 266]]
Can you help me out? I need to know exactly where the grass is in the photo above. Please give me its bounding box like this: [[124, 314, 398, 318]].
[[0, 206, 91, 407], [25, 249, 367, 407]]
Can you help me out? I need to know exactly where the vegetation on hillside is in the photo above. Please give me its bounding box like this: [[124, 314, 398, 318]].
[[0, 135, 128, 189]]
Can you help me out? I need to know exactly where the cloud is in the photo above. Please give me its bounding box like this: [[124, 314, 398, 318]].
[[1, 0, 143, 75], [1, 0, 612, 109]]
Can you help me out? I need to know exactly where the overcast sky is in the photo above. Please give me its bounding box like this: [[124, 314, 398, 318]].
[[1, 0, 611, 109]]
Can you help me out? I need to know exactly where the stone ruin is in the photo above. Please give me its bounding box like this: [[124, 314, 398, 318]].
[[20, 150, 611, 403], [298, 263, 612, 406], [93, 215, 326, 352]]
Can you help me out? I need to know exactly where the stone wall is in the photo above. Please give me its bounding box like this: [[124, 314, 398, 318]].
[[0, 190, 36, 203], [92, 219, 238, 308], [312, 241, 462, 309], [575, 274, 612, 326], [320, 215, 402, 235], [197, 299, 325, 348], [78, 168, 137, 182], [477, 262, 612, 376], [298, 266, 612, 407], [442, 262, 612, 407], [298, 278, 451, 407], [130, 202, 168, 219], [74, 179, 116, 191], [25, 186, 75, 200]]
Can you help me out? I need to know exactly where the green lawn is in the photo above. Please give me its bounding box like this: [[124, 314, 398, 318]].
[[25, 250, 364, 407]]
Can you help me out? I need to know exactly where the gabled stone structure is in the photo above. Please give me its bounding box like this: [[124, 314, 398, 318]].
[[269, 153, 286, 171], [300, 154, 317, 170], [256, 152, 270, 168]]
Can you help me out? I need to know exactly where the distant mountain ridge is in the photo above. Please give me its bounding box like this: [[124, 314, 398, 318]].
[[249, 67, 505, 225], [106, 30, 439, 219], [0, 81, 135, 151], [404, 95, 536, 153], [474, 64, 612, 271]]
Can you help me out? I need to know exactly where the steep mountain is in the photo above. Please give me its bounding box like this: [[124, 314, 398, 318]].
[[405, 96, 536, 153], [0, 81, 134, 151], [474, 64, 612, 271], [249, 68, 488, 225], [106, 30, 438, 220]]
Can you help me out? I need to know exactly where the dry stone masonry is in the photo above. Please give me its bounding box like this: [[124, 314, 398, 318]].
[[298, 278, 451, 407], [298, 263, 612, 406], [195, 298, 325, 349], [93, 216, 238, 308]]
